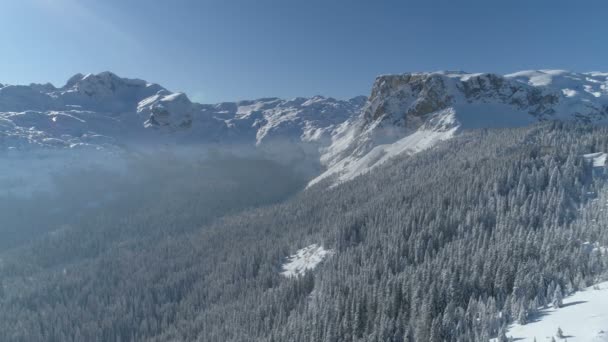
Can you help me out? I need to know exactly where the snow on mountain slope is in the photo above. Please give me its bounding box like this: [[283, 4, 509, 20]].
[[311, 70, 608, 186], [0, 72, 365, 155], [139, 92, 196, 130], [3, 70, 608, 188], [584, 152, 608, 167], [281, 244, 334, 278], [498, 281, 608, 342], [0, 72, 179, 150]]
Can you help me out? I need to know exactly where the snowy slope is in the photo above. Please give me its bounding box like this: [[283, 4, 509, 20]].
[[500, 281, 608, 342], [281, 244, 334, 278], [311, 70, 608, 186]]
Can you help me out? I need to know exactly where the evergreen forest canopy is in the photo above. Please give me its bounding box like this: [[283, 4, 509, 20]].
[[0, 122, 607, 342]]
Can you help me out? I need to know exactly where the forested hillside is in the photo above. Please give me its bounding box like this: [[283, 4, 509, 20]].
[[1, 122, 607, 342], [0, 153, 307, 253]]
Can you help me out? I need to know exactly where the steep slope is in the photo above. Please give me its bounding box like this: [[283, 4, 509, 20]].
[[312, 70, 608, 186]]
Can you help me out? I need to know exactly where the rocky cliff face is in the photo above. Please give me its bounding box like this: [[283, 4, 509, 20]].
[[310, 70, 608, 186], [361, 70, 602, 129]]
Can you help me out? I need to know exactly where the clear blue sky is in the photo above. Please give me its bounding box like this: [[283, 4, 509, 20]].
[[1, 0, 607, 103]]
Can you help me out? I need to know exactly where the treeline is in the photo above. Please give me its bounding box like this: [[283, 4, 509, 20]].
[[0, 122, 607, 341]]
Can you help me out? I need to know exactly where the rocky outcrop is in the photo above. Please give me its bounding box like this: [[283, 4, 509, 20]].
[[139, 93, 196, 131], [311, 70, 608, 186]]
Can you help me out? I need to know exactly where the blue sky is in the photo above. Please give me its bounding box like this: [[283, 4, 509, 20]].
[[1, 0, 607, 103]]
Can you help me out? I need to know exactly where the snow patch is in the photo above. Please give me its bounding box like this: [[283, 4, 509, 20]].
[[562, 88, 579, 97], [585, 85, 602, 98], [281, 244, 334, 278], [505, 69, 569, 87], [584, 152, 607, 167], [310, 127, 456, 187]]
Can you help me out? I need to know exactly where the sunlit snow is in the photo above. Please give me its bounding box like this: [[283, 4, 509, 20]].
[[309, 127, 456, 187], [498, 281, 608, 342], [584, 152, 607, 167], [281, 244, 334, 278], [562, 88, 578, 97]]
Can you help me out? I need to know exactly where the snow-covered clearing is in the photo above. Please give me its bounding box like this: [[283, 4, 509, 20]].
[[584, 152, 607, 168], [501, 281, 608, 341], [281, 244, 334, 278]]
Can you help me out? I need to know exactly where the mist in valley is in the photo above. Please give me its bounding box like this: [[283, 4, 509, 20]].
[[0, 146, 308, 253]]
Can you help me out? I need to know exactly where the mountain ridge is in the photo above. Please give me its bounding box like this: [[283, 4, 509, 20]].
[[2, 70, 608, 186], [310, 69, 608, 185], [0, 71, 365, 156]]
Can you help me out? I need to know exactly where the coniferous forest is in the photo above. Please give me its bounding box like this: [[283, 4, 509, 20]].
[[1, 122, 608, 342]]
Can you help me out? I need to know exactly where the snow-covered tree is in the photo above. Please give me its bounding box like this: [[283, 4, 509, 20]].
[[553, 286, 564, 309]]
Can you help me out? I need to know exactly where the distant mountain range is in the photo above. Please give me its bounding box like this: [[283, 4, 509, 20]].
[[2, 70, 607, 186]]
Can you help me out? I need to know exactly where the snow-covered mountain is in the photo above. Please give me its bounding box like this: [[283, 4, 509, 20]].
[[310, 70, 608, 185], [0, 72, 365, 156], [2, 70, 608, 187]]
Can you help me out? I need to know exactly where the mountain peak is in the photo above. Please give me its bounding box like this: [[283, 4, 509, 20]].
[[62, 71, 153, 94], [64, 73, 85, 88]]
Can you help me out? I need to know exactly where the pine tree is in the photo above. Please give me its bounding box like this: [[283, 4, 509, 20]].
[[517, 304, 528, 325], [497, 327, 509, 342], [552, 286, 564, 308]]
